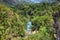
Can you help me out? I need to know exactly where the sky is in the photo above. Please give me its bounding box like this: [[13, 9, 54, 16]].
[[30, 0, 57, 3], [31, 0, 42, 3]]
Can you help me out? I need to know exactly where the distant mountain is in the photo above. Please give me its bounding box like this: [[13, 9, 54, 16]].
[[0, 0, 33, 5], [0, 0, 57, 6], [0, 0, 21, 5]]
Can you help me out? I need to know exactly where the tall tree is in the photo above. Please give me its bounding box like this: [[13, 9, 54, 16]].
[[53, 11, 60, 40]]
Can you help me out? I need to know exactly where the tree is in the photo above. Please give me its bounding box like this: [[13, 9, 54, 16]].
[[53, 11, 60, 40]]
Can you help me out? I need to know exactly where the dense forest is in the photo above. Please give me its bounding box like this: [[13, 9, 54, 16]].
[[0, 0, 60, 40]]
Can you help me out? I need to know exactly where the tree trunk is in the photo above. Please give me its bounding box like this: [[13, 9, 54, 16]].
[[56, 29, 60, 40], [53, 12, 60, 40]]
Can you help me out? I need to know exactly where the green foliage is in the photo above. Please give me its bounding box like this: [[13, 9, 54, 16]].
[[0, 3, 27, 40], [0, 2, 60, 40]]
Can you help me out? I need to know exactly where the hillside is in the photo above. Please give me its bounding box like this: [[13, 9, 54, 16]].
[[0, 0, 60, 40]]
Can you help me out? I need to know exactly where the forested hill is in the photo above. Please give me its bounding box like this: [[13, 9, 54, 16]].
[[0, 0, 57, 6], [0, 0, 60, 40]]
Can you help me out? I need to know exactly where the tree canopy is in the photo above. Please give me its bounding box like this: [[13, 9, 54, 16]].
[[0, 1, 60, 40]]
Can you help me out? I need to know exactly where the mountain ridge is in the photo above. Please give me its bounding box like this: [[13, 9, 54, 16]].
[[0, 0, 57, 6]]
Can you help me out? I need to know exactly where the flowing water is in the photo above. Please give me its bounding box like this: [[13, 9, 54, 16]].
[[27, 21, 32, 32]]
